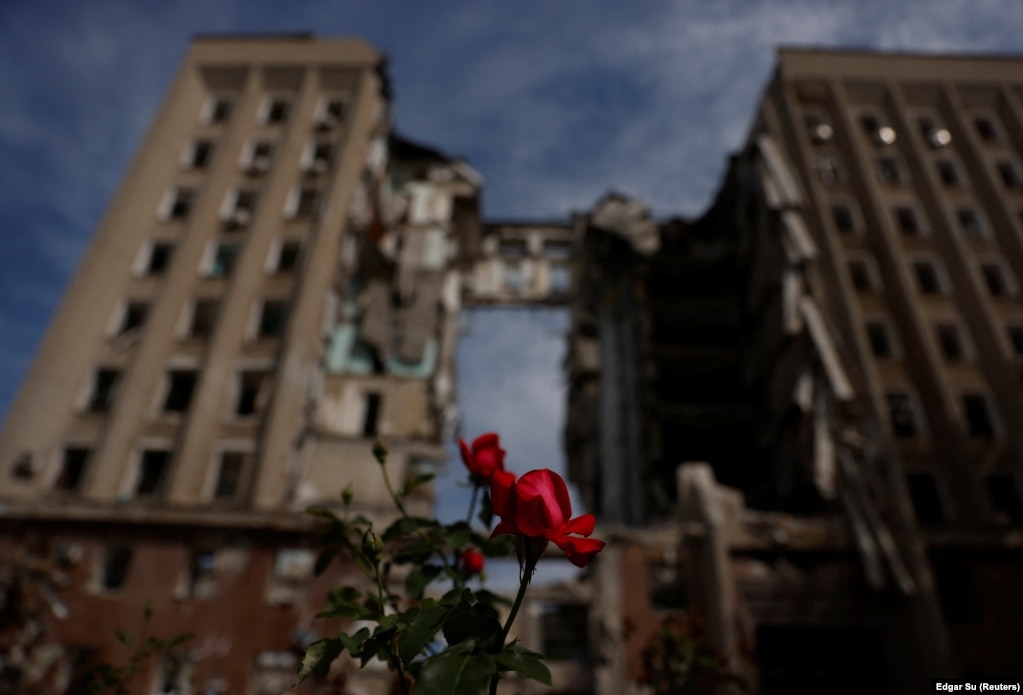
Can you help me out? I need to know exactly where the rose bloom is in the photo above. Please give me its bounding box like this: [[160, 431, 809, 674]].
[[458, 433, 506, 483], [460, 549, 485, 578], [490, 468, 605, 568]]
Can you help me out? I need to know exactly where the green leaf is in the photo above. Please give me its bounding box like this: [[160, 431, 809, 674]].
[[114, 628, 132, 646], [296, 638, 344, 683], [398, 603, 450, 666], [443, 605, 502, 648], [413, 651, 496, 695], [473, 589, 513, 608], [317, 587, 372, 620], [402, 472, 436, 497], [313, 549, 335, 576], [494, 644, 552, 686], [405, 563, 443, 598], [382, 515, 424, 541], [442, 522, 473, 550]]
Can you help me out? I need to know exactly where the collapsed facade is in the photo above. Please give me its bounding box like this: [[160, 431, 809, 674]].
[[2, 36, 1023, 694]]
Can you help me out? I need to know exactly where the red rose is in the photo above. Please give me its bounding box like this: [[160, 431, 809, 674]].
[[460, 549, 485, 578], [458, 433, 506, 483], [490, 468, 605, 568]]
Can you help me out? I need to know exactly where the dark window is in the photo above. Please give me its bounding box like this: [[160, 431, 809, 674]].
[[935, 159, 963, 186], [236, 371, 268, 416], [847, 259, 876, 292], [189, 299, 218, 338], [362, 393, 382, 437], [87, 369, 120, 413], [163, 370, 197, 413], [540, 603, 589, 663], [912, 260, 943, 294], [257, 301, 288, 338], [55, 448, 90, 492], [974, 115, 1000, 143], [319, 99, 346, 126], [894, 205, 923, 235], [210, 243, 240, 277], [996, 160, 1023, 189], [214, 452, 247, 500], [498, 239, 529, 258], [980, 262, 1010, 297], [208, 98, 232, 124], [168, 189, 194, 220], [265, 98, 290, 124], [886, 392, 919, 438], [919, 117, 952, 148], [276, 242, 301, 273], [118, 302, 148, 335], [147, 243, 173, 275], [294, 188, 320, 217], [935, 323, 966, 361], [985, 474, 1023, 524], [190, 140, 213, 169], [310, 142, 333, 171], [1006, 325, 1023, 359], [831, 203, 857, 233], [136, 450, 169, 495], [804, 112, 834, 144], [188, 550, 216, 597], [906, 473, 944, 524], [957, 208, 986, 239], [866, 321, 894, 358], [234, 189, 257, 215], [101, 545, 133, 591], [876, 156, 905, 185], [545, 241, 573, 260], [11, 453, 35, 481], [961, 394, 995, 438], [817, 155, 844, 185]]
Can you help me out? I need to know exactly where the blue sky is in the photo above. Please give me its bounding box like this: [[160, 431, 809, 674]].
[[1, 2, 1021, 586]]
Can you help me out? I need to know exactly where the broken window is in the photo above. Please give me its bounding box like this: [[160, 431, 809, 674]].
[[935, 158, 964, 187], [242, 140, 274, 175], [875, 155, 906, 185], [184, 139, 214, 169], [960, 393, 996, 438], [935, 322, 967, 362], [262, 97, 290, 125], [315, 97, 346, 128], [817, 155, 844, 185], [847, 257, 879, 292], [957, 207, 987, 240], [187, 549, 217, 599], [503, 261, 526, 292], [303, 141, 333, 174], [202, 96, 232, 125], [362, 393, 382, 436], [209, 241, 240, 277], [117, 301, 148, 336], [55, 447, 90, 492], [545, 241, 573, 259], [831, 203, 858, 233], [919, 116, 952, 148], [549, 264, 571, 294], [911, 259, 945, 295], [235, 371, 269, 416], [498, 239, 528, 258], [188, 299, 219, 338], [163, 370, 197, 413], [10, 452, 35, 481], [980, 262, 1011, 297], [906, 473, 944, 525], [274, 241, 301, 273], [803, 111, 833, 144], [1006, 325, 1023, 360], [285, 187, 320, 218], [86, 369, 120, 413], [973, 114, 1001, 144], [145, 242, 174, 275], [257, 300, 289, 338], [865, 321, 894, 358], [996, 160, 1023, 189], [136, 449, 169, 495], [985, 474, 1023, 524], [100, 545, 133, 591], [885, 392, 920, 438], [894, 205, 924, 235], [214, 452, 248, 500], [159, 188, 194, 221]]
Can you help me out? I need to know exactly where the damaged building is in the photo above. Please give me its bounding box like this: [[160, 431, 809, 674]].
[[0, 36, 482, 693], [563, 49, 1023, 694], [2, 34, 1023, 695]]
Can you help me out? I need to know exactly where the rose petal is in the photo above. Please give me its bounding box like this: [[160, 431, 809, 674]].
[[490, 469, 516, 517], [489, 519, 519, 540], [458, 438, 473, 471], [516, 470, 566, 530], [561, 513, 596, 537], [552, 535, 606, 568]]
